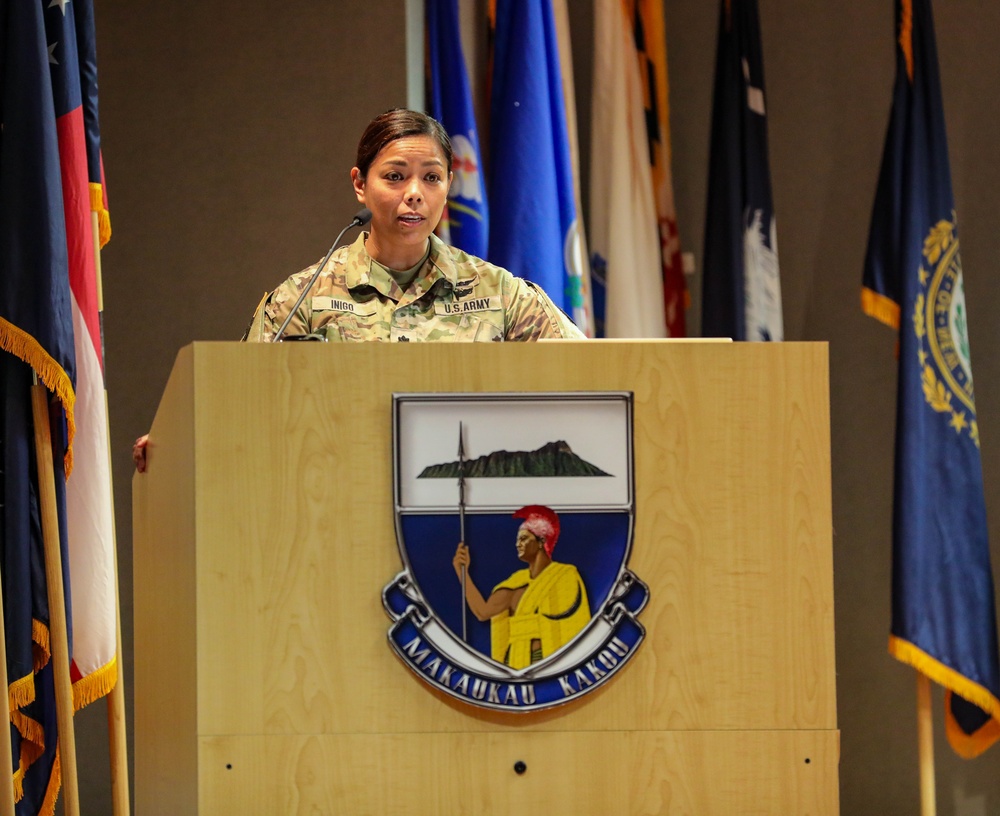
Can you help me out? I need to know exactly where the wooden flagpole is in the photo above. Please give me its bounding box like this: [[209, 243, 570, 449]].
[[30, 382, 80, 816], [106, 538, 129, 816], [106, 523, 130, 816], [92, 211, 131, 815], [916, 671, 937, 816], [0, 580, 17, 816]]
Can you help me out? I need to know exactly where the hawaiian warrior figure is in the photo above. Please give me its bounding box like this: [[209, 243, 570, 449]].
[[452, 505, 590, 668]]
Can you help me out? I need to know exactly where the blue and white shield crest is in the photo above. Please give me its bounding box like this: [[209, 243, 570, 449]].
[[382, 392, 648, 712]]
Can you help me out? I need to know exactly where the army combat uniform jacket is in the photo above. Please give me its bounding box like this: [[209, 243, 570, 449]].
[[243, 233, 586, 343]]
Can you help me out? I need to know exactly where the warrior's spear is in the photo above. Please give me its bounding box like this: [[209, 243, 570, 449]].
[[458, 422, 468, 642]]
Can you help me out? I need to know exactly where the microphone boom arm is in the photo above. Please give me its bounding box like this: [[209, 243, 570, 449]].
[[272, 208, 372, 342]]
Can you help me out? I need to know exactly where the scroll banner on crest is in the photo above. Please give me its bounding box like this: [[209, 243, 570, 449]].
[[384, 571, 646, 711], [863, 0, 1000, 758]]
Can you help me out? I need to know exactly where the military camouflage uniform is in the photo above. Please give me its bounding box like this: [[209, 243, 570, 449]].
[[243, 233, 585, 343]]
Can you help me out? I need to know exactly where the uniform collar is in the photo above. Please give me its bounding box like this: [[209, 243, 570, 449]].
[[345, 232, 458, 303]]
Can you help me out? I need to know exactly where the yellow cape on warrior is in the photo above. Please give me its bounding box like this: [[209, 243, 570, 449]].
[[453, 505, 591, 668], [489, 562, 590, 668]]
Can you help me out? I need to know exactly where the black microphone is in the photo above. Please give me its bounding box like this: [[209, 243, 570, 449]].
[[272, 207, 373, 342]]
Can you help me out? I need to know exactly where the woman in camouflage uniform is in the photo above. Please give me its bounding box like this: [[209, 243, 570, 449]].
[[133, 109, 582, 470], [244, 108, 584, 344]]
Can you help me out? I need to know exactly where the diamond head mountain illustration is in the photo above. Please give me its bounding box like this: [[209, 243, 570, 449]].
[[417, 440, 613, 479]]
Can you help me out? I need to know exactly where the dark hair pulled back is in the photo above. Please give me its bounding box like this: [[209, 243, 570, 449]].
[[355, 109, 453, 178]]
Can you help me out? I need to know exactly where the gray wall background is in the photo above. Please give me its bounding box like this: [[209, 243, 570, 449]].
[[74, 0, 999, 812]]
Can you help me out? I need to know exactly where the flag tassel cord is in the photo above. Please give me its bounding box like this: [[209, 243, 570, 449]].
[[30, 382, 81, 816], [917, 671, 937, 816], [92, 206, 132, 816]]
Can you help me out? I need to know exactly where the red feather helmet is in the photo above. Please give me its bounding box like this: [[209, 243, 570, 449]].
[[513, 505, 560, 557]]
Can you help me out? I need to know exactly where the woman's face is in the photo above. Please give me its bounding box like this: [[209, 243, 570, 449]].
[[351, 134, 451, 269]]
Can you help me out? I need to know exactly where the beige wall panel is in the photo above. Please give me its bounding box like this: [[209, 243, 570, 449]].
[[134, 340, 836, 811], [197, 730, 839, 815]]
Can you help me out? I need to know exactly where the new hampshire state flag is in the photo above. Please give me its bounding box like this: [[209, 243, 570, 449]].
[[863, 0, 1000, 758]]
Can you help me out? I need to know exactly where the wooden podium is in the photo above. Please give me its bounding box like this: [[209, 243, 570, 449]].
[[133, 341, 838, 814]]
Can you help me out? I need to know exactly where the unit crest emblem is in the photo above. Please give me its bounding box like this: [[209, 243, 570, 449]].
[[382, 393, 647, 712]]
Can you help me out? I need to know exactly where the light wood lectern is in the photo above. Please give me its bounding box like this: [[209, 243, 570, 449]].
[[133, 340, 838, 814]]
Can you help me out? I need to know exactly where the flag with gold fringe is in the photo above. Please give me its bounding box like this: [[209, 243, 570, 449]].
[[0, 357, 67, 812], [1, 0, 117, 808], [56, 0, 119, 716], [1, 0, 77, 807], [863, 0, 1000, 758]]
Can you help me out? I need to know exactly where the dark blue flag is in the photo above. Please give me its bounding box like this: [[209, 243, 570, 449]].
[[863, 0, 1000, 758], [487, 0, 584, 317], [1, 355, 68, 813], [1, 0, 82, 806], [426, 0, 488, 258], [701, 0, 782, 342]]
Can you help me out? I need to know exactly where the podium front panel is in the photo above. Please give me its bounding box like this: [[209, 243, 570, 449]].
[[134, 340, 837, 814]]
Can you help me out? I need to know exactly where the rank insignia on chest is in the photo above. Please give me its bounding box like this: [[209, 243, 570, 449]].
[[453, 276, 479, 298], [382, 392, 648, 712]]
